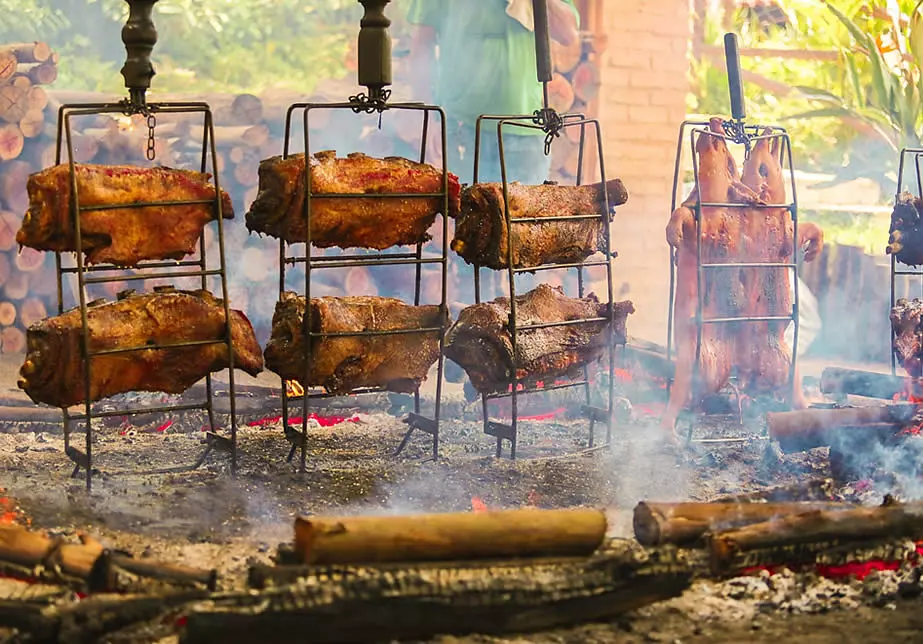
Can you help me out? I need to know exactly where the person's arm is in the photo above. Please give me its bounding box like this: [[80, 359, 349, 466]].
[[548, 0, 579, 46]]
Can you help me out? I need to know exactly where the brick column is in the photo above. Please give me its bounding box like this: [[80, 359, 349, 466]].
[[594, 0, 691, 345]]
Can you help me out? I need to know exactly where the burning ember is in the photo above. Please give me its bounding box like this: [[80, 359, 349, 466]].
[[285, 380, 305, 397], [0, 490, 28, 527]]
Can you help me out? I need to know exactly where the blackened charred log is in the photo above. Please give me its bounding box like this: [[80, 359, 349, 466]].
[[766, 404, 917, 453], [181, 550, 692, 644], [820, 367, 911, 400]]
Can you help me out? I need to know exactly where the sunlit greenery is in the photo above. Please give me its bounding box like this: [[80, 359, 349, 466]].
[[0, 0, 390, 94]]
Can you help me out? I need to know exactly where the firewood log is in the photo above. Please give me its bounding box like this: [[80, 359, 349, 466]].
[[0, 159, 31, 212], [17, 62, 56, 86], [1, 326, 24, 353], [0, 42, 53, 64], [633, 501, 852, 546], [3, 272, 27, 300], [571, 61, 601, 104], [213, 124, 269, 149], [0, 83, 29, 124], [13, 247, 44, 273], [0, 301, 15, 327], [766, 404, 915, 453], [26, 85, 47, 112], [293, 507, 608, 565], [708, 500, 923, 572], [552, 37, 583, 74], [548, 72, 576, 114], [819, 367, 909, 400], [0, 49, 15, 83], [0, 252, 10, 284], [185, 548, 691, 644], [18, 108, 43, 139], [19, 297, 46, 328], [0, 124, 23, 161]]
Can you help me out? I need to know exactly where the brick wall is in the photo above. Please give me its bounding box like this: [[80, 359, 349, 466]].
[[591, 0, 692, 345]]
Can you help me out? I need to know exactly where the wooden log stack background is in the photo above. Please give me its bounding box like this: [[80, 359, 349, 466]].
[[0, 40, 603, 353]]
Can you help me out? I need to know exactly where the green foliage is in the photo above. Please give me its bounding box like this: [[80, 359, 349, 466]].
[[785, 2, 923, 195], [0, 0, 374, 95]]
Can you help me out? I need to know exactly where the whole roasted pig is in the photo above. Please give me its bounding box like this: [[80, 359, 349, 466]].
[[245, 151, 462, 250], [444, 283, 634, 394], [264, 292, 448, 394], [16, 164, 234, 267], [663, 117, 760, 431], [737, 129, 822, 404], [451, 179, 629, 270], [887, 192, 923, 267], [18, 287, 263, 408]]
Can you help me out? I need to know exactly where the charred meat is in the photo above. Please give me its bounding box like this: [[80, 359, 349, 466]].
[[892, 297, 923, 378], [888, 192, 923, 267], [444, 283, 634, 395], [16, 164, 234, 267], [264, 292, 447, 395], [245, 151, 461, 250], [18, 288, 263, 408], [451, 179, 628, 270]]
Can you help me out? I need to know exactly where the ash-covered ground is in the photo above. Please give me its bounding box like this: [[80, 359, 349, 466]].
[[1, 375, 923, 643]]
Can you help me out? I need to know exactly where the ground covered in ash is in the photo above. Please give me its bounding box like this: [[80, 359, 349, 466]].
[[0, 389, 922, 643]]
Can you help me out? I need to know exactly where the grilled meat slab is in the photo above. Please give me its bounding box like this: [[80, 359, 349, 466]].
[[18, 287, 263, 408], [245, 151, 461, 250], [888, 192, 923, 267], [264, 292, 447, 394], [16, 164, 234, 267], [892, 297, 923, 378], [444, 283, 633, 395], [451, 179, 628, 270]]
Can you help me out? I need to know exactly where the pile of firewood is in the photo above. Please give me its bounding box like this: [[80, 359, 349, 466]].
[[0, 42, 61, 354]]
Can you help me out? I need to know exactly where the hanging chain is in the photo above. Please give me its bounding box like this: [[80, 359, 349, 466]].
[[146, 112, 157, 161]]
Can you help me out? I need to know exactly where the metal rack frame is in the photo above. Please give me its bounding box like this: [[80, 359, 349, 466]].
[[275, 0, 451, 473], [890, 147, 923, 376], [468, 111, 618, 460], [664, 33, 802, 442], [48, 0, 238, 491], [665, 122, 800, 441]]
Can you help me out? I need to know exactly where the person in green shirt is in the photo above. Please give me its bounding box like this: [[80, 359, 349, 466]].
[[406, 0, 580, 186]]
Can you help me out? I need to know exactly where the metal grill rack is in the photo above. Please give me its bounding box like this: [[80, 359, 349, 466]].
[[276, 0, 450, 472], [889, 148, 923, 376], [665, 34, 801, 442], [50, 0, 238, 491], [466, 0, 619, 460]]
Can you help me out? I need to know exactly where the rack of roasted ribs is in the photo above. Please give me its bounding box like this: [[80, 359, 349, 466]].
[[888, 148, 923, 375], [662, 34, 823, 442], [254, 0, 454, 471], [451, 0, 627, 460], [27, 0, 246, 490]]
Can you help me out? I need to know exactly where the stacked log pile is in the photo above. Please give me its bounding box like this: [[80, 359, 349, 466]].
[[0, 42, 61, 354], [0, 40, 602, 352]]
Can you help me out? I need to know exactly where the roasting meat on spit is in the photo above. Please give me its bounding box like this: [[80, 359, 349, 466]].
[[887, 192, 923, 266], [891, 297, 923, 378], [245, 151, 462, 250], [16, 164, 234, 267], [737, 129, 822, 399], [17, 288, 263, 408], [264, 292, 447, 395], [444, 283, 634, 395], [451, 179, 629, 270], [662, 118, 823, 430]]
